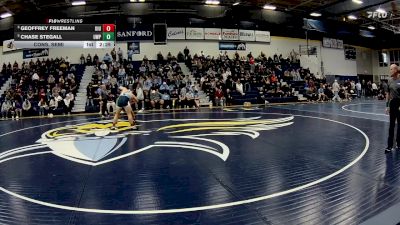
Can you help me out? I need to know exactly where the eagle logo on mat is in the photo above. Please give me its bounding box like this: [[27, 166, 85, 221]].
[[0, 116, 294, 166]]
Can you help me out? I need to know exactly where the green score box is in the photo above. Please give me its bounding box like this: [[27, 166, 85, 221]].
[[102, 32, 115, 41]]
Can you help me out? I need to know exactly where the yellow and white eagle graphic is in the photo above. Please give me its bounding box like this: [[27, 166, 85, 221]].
[[0, 116, 294, 166]]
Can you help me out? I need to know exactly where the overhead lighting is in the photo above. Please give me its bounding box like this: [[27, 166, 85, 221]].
[[376, 8, 386, 13], [205, 0, 220, 5], [263, 4, 276, 10], [368, 25, 375, 30], [138, 0, 146, 2], [352, 0, 363, 4], [233, 2, 240, 6], [310, 12, 322, 17], [71, 1, 86, 6], [0, 12, 12, 19], [347, 15, 357, 20]]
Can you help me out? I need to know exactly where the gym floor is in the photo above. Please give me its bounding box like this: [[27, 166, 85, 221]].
[[0, 99, 399, 225]]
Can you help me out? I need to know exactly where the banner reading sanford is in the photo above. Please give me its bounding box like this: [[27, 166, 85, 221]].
[[116, 26, 153, 41], [23, 49, 49, 59]]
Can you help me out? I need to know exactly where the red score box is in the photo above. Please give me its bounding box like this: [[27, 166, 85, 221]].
[[102, 24, 115, 32]]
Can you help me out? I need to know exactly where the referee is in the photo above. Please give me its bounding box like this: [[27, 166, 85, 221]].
[[385, 64, 400, 153]]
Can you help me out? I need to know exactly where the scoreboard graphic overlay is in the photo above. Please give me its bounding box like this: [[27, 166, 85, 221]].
[[14, 22, 115, 49]]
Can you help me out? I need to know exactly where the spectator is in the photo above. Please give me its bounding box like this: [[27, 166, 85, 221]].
[[150, 89, 162, 109], [86, 54, 92, 65], [236, 80, 245, 96], [22, 99, 32, 117], [184, 46, 189, 60], [372, 82, 378, 97], [177, 51, 184, 62], [215, 86, 225, 106], [63, 93, 74, 115], [86, 82, 94, 106], [157, 52, 164, 64], [80, 54, 85, 64], [38, 98, 47, 117], [332, 80, 341, 102], [356, 81, 362, 98], [93, 54, 99, 65], [160, 90, 171, 109], [48, 98, 57, 118], [1, 100, 12, 120], [136, 83, 145, 112], [127, 49, 134, 62], [111, 48, 117, 61], [167, 52, 173, 61], [117, 48, 123, 62], [139, 63, 147, 74], [103, 53, 112, 64], [185, 88, 195, 108], [107, 93, 117, 113], [117, 66, 126, 86], [318, 84, 327, 101], [143, 76, 153, 95], [159, 81, 170, 93], [98, 85, 109, 118]]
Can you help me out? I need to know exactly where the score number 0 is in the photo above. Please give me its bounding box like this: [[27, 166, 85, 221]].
[[102, 24, 115, 41], [102, 24, 115, 32]]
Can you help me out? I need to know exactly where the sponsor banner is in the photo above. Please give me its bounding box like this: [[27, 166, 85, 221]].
[[167, 27, 185, 40], [23, 49, 49, 59], [330, 39, 338, 48], [323, 37, 331, 48], [116, 26, 153, 41], [3, 39, 20, 53], [222, 29, 239, 40], [127, 42, 140, 54], [239, 30, 255, 41], [337, 40, 344, 49], [323, 37, 343, 49], [255, 30, 271, 43], [219, 42, 246, 51], [204, 28, 222, 40], [186, 27, 204, 40]]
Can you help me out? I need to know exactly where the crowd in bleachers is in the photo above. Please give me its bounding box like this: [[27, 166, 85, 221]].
[[181, 49, 386, 104], [83, 46, 386, 113], [0, 57, 80, 120], [84, 47, 314, 114], [84, 48, 201, 115], [0, 47, 387, 120], [186, 49, 305, 105]]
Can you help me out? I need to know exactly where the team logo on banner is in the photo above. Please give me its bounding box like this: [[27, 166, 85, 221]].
[[23, 49, 49, 59], [219, 42, 247, 51]]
